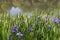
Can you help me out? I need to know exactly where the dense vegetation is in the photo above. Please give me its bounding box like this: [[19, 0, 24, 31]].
[[0, 0, 60, 40], [0, 12, 60, 40]]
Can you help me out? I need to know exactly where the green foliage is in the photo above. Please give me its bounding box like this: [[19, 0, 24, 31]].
[[0, 12, 60, 40]]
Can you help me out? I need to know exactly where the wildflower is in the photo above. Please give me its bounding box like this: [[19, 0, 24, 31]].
[[29, 27, 33, 32], [52, 18, 59, 24], [11, 25, 18, 33], [13, 25, 18, 30], [10, 7, 21, 16], [17, 32, 24, 38]]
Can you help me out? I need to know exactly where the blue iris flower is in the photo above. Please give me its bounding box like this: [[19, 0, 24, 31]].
[[11, 25, 18, 33], [52, 18, 59, 24], [17, 32, 24, 38]]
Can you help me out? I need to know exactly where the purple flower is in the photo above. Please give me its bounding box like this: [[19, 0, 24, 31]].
[[29, 27, 33, 32], [11, 25, 18, 33], [11, 29, 17, 33], [13, 25, 18, 30], [17, 32, 24, 38], [52, 18, 59, 24]]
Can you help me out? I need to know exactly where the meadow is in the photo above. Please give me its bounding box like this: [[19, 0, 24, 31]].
[[0, 10, 60, 40]]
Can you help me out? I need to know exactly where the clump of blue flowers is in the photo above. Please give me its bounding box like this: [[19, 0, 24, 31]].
[[17, 32, 24, 38], [10, 25, 24, 39], [11, 25, 18, 33], [52, 18, 59, 24]]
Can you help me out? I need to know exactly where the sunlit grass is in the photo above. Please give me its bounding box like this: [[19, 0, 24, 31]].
[[0, 11, 60, 40]]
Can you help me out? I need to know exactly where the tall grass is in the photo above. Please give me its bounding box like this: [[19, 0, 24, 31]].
[[0, 11, 60, 40]]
